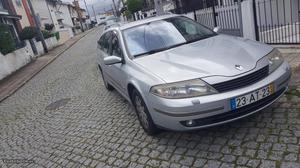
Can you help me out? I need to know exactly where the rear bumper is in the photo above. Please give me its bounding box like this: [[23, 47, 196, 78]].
[[146, 61, 291, 131]]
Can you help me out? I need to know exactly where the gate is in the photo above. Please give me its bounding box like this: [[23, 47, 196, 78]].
[[195, 0, 243, 37], [254, 0, 300, 44]]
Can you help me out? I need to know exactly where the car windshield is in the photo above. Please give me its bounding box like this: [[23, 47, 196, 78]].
[[106, 20, 116, 25], [123, 16, 216, 57]]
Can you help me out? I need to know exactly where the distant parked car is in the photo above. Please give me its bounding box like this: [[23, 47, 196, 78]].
[[104, 23, 119, 30], [104, 17, 119, 25], [104, 19, 116, 26], [98, 17, 106, 26], [104, 19, 120, 30], [96, 15, 291, 135]]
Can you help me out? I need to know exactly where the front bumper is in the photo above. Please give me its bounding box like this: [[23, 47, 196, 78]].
[[146, 61, 291, 131]]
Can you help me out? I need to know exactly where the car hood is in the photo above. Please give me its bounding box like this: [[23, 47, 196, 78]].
[[134, 35, 273, 83]]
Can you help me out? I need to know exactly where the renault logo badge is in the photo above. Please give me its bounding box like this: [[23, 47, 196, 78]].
[[235, 65, 243, 71]]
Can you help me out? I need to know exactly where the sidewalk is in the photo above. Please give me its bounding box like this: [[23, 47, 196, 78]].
[[278, 48, 300, 69], [276, 46, 300, 86], [0, 29, 94, 102]]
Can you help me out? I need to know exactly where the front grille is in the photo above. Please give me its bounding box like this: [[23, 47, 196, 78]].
[[180, 88, 285, 127], [212, 66, 269, 93]]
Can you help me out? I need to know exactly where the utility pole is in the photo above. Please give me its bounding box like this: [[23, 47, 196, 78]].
[[175, 0, 183, 14], [111, 4, 116, 16], [112, 0, 118, 16], [74, 0, 84, 32], [212, 0, 217, 27], [27, 0, 48, 53], [92, 5, 97, 22], [83, 0, 92, 24]]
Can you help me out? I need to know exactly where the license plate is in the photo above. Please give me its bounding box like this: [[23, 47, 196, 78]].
[[230, 84, 274, 110]]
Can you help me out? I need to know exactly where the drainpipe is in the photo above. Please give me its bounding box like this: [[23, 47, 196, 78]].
[[22, 0, 35, 26]]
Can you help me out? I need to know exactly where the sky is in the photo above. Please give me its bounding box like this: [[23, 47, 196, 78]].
[[62, 0, 115, 15]]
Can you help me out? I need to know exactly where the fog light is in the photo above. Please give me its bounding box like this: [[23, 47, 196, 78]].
[[186, 120, 196, 127]]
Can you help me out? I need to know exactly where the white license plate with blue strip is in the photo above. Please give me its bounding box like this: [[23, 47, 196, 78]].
[[230, 84, 274, 110]]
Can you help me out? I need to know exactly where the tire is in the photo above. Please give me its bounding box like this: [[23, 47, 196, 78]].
[[98, 65, 114, 91], [131, 89, 160, 135]]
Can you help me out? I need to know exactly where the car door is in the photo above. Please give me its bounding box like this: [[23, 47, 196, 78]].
[[106, 31, 128, 96]]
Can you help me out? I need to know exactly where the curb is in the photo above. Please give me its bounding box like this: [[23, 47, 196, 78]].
[[0, 28, 96, 103]]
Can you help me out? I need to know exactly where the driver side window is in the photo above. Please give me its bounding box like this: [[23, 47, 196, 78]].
[[109, 33, 123, 58], [100, 32, 112, 54]]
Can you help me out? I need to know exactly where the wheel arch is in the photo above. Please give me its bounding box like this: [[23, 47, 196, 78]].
[[127, 81, 147, 105]]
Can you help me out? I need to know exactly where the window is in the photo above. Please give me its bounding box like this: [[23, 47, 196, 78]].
[[0, 0, 4, 10], [99, 32, 111, 54], [109, 33, 122, 57]]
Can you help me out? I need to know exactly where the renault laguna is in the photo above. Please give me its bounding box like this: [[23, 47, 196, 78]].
[[96, 15, 291, 135]]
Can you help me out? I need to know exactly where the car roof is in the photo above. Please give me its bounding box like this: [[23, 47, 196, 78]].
[[103, 14, 179, 33], [120, 14, 178, 30], [104, 23, 122, 30]]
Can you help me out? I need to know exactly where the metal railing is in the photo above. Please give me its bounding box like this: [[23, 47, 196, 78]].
[[254, 0, 300, 44], [194, 1, 243, 37]]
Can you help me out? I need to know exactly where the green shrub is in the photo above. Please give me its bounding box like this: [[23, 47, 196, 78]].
[[126, 0, 142, 13], [0, 24, 16, 55], [124, 10, 132, 19], [52, 32, 60, 41], [19, 26, 37, 40], [42, 30, 53, 39], [36, 30, 53, 41]]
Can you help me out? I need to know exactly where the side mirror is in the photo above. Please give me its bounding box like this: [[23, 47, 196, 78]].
[[104, 56, 122, 65], [213, 26, 221, 33]]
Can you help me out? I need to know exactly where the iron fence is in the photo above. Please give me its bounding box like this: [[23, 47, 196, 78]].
[[254, 0, 300, 44], [194, 0, 243, 37]]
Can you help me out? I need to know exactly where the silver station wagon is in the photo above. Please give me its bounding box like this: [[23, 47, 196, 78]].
[[96, 14, 291, 135]]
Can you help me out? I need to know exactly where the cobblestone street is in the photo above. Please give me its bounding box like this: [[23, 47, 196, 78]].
[[0, 27, 300, 168]]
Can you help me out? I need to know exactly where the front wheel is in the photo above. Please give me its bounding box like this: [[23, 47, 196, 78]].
[[131, 89, 159, 135]]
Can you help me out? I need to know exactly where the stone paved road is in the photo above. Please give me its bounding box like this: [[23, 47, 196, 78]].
[[1, 27, 300, 168]]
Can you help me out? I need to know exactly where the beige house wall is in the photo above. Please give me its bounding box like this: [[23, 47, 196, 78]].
[[12, 0, 31, 28]]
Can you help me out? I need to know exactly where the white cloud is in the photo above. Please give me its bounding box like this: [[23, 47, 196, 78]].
[[62, 0, 115, 14]]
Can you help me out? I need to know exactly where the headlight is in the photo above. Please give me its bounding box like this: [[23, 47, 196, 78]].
[[268, 49, 283, 73], [150, 79, 218, 99]]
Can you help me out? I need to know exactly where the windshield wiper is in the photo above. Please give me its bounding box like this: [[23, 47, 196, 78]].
[[186, 34, 216, 44], [134, 42, 187, 57]]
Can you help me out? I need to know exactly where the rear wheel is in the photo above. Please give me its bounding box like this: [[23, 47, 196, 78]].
[[98, 65, 114, 91], [131, 89, 159, 135]]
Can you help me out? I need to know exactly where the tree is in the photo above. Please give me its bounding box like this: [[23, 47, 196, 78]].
[[44, 23, 54, 31], [0, 24, 16, 55], [123, 10, 132, 19], [126, 0, 143, 14], [19, 26, 38, 40]]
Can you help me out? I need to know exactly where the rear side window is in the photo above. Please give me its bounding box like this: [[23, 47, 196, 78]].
[[98, 36, 104, 49], [99, 32, 111, 54], [109, 33, 122, 58]]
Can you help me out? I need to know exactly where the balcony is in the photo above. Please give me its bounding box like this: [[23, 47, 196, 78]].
[[0, 8, 8, 15], [55, 11, 64, 21]]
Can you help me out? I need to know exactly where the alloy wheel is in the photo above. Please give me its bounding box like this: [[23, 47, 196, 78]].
[[134, 95, 150, 129]]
